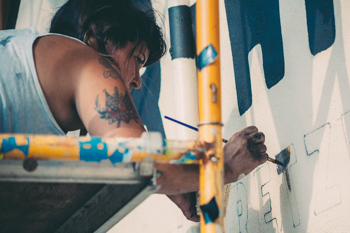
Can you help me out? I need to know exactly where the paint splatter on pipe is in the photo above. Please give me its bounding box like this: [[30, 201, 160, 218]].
[[0, 133, 200, 165]]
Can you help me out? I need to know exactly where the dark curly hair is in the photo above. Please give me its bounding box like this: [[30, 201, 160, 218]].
[[50, 0, 166, 66]]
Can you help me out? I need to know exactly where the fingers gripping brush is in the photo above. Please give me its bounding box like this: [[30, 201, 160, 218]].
[[164, 116, 284, 166]]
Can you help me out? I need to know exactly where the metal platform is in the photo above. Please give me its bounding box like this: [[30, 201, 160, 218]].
[[0, 160, 159, 233]]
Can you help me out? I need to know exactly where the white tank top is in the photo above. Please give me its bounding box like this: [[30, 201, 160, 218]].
[[0, 28, 83, 134]]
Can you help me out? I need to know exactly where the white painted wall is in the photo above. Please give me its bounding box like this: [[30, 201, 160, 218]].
[[219, 0, 350, 232], [15, 0, 350, 232]]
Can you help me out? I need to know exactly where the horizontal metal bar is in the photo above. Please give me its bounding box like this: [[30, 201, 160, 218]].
[[0, 132, 198, 164], [0, 160, 150, 184]]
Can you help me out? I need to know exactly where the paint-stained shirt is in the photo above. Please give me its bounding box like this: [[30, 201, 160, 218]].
[[0, 28, 65, 134]]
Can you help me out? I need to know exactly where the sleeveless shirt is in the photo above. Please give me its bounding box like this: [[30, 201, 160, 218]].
[[0, 28, 83, 134]]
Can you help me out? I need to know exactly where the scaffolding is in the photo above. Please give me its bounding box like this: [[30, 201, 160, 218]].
[[0, 0, 224, 232]]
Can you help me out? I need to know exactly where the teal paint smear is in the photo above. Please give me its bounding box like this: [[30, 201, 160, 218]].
[[1, 137, 29, 156]]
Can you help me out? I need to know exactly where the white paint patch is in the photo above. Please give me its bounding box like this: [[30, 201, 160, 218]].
[[169, 58, 198, 141], [237, 173, 245, 181], [168, 0, 190, 8]]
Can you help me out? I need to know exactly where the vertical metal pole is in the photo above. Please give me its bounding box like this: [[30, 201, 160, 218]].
[[196, 0, 223, 232], [168, 0, 198, 141]]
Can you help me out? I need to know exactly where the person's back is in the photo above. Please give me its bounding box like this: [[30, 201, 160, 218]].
[[0, 28, 65, 134]]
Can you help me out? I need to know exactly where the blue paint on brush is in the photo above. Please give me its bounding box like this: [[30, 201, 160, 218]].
[[275, 147, 292, 191], [276, 147, 291, 174]]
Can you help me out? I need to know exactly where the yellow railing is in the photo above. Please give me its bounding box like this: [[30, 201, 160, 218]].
[[0, 133, 198, 164], [196, 0, 224, 232]]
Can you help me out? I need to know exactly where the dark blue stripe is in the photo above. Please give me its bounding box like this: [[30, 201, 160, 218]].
[[200, 197, 219, 224], [168, 5, 195, 59]]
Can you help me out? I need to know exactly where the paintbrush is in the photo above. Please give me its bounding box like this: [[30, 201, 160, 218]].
[[267, 157, 284, 166], [164, 115, 284, 166]]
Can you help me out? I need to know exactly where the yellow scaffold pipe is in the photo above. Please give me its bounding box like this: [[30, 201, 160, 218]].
[[196, 0, 224, 232], [0, 132, 199, 165]]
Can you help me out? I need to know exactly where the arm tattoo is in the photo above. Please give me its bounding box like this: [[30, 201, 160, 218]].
[[98, 57, 123, 81], [95, 87, 139, 127]]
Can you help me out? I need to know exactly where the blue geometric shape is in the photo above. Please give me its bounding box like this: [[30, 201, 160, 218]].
[[197, 44, 218, 71], [305, 0, 335, 55], [200, 197, 219, 224], [224, 0, 285, 115]]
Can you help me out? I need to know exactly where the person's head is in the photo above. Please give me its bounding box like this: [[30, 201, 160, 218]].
[[50, 0, 166, 89]]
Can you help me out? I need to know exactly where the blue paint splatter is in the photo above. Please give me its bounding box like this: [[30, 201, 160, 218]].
[[79, 137, 132, 164], [171, 152, 196, 164], [200, 197, 220, 224], [0, 36, 13, 46], [79, 137, 108, 162], [109, 148, 128, 163], [1, 137, 29, 156], [197, 44, 218, 70]]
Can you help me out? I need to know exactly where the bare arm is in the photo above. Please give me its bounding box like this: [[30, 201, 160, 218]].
[[74, 57, 144, 137], [35, 36, 267, 220], [72, 47, 267, 195]]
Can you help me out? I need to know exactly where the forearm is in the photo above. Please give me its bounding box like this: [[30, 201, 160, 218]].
[[155, 163, 240, 195], [155, 163, 199, 195]]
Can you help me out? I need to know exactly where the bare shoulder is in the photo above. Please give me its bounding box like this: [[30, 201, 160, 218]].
[[32, 35, 99, 132], [34, 35, 99, 74], [34, 35, 144, 137]]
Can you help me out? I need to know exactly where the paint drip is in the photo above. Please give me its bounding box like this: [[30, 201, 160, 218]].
[[276, 147, 292, 191]]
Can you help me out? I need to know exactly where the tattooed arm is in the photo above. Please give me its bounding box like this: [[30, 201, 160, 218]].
[[74, 54, 267, 191], [35, 36, 266, 202], [74, 55, 145, 137]]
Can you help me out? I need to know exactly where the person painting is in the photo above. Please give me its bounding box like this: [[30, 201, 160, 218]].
[[0, 0, 268, 222]]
